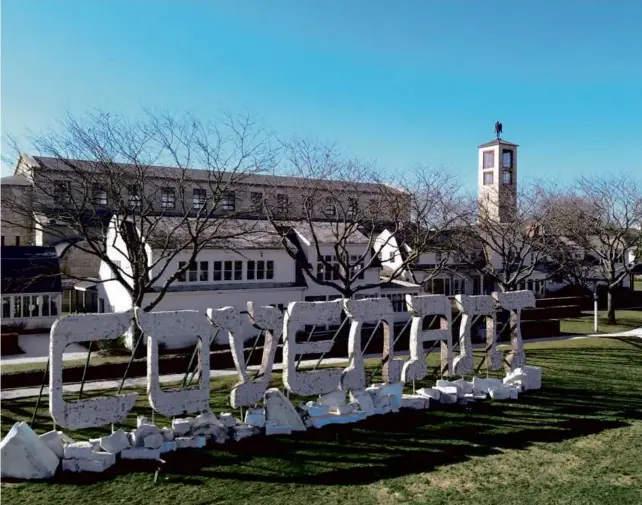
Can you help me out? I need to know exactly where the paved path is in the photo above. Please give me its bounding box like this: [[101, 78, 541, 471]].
[[2, 329, 640, 401]]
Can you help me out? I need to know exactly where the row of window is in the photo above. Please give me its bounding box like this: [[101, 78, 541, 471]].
[[422, 277, 473, 296], [54, 183, 376, 217], [177, 260, 275, 283], [517, 279, 546, 293], [2, 295, 59, 319], [483, 149, 514, 169], [482, 170, 513, 186], [316, 255, 365, 282]]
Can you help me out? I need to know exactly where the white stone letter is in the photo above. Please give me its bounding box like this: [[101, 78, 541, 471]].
[[138, 309, 214, 417], [493, 290, 535, 373], [402, 295, 452, 382], [282, 300, 343, 396], [49, 312, 137, 429], [453, 295, 498, 375], [343, 297, 394, 390]]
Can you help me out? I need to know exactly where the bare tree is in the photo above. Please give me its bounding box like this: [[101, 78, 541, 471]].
[[2, 109, 277, 345], [450, 184, 561, 293], [261, 138, 466, 298], [549, 175, 642, 324]]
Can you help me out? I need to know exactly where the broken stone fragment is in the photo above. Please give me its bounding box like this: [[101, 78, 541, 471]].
[[64, 441, 94, 460], [522, 365, 542, 390], [436, 380, 465, 398], [133, 423, 162, 447], [99, 429, 130, 454], [161, 428, 175, 441], [329, 403, 356, 415], [307, 411, 367, 429], [190, 436, 207, 448], [39, 430, 65, 459], [218, 413, 238, 428], [264, 388, 307, 432], [264, 421, 292, 436], [191, 411, 220, 430], [452, 378, 474, 395], [472, 377, 504, 395], [0, 422, 60, 480], [61, 459, 79, 472], [171, 418, 192, 436], [317, 390, 346, 407], [143, 433, 164, 450], [244, 408, 266, 428], [488, 387, 511, 400], [209, 427, 229, 444], [175, 437, 193, 449], [401, 395, 430, 410], [231, 424, 258, 442], [302, 401, 331, 417], [349, 390, 375, 417], [438, 392, 458, 404], [121, 447, 161, 460], [416, 388, 441, 401]]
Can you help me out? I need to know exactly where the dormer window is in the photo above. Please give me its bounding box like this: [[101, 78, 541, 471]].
[[325, 197, 337, 216], [161, 187, 176, 209], [483, 150, 494, 169], [92, 184, 107, 205], [128, 185, 141, 209], [502, 149, 513, 168], [53, 182, 71, 205]]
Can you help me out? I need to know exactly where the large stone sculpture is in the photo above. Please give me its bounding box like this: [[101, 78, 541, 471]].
[[137, 309, 215, 417], [227, 303, 283, 407], [402, 295, 452, 381], [492, 290, 536, 372], [282, 299, 344, 396], [49, 312, 137, 429], [342, 297, 395, 391]]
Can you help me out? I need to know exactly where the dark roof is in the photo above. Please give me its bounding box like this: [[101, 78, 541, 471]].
[[1, 246, 62, 294], [144, 218, 283, 250], [154, 281, 306, 293], [30, 155, 402, 194], [279, 220, 371, 245], [478, 139, 519, 148]]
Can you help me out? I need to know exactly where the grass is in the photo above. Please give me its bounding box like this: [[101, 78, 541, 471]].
[[560, 309, 642, 335], [2, 337, 642, 504]]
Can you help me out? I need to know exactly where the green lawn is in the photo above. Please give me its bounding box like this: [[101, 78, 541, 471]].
[[2, 337, 642, 504], [560, 309, 642, 335]]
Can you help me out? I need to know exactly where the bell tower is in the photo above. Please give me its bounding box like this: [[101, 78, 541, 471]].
[[477, 128, 518, 223]]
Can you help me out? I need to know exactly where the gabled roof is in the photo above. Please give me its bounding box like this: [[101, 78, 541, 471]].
[[1, 246, 62, 294], [478, 139, 519, 148]]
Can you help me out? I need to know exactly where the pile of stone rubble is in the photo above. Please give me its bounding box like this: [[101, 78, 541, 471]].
[[0, 366, 541, 480]]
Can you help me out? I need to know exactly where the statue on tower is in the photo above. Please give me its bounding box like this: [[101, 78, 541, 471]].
[[495, 121, 503, 139]]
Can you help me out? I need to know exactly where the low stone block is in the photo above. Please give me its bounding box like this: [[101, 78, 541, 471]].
[[244, 408, 266, 428], [175, 437, 193, 449], [434, 386, 459, 397], [401, 395, 430, 410], [231, 425, 257, 442], [171, 418, 192, 437], [209, 426, 229, 445], [39, 430, 65, 459], [143, 433, 164, 450], [488, 387, 511, 400], [190, 436, 207, 448], [472, 377, 504, 395], [439, 392, 458, 404], [522, 365, 542, 390], [303, 402, 330, 417], [161, 428, 175, 441], [350, 390, 375, 417], [99, 429, 130, 454], [329, 404, 356, 415], [219, 413, 237, 428], [192, 411, 220, 431], [120, 447, 161, 460], [133, 423, 161, 447], [436, 380, 465, 398], [160, 441, 177, 453], [64, 441, 94, 460], [77, 451, 116, 473], [265, 421, 292, 436], [61, 459, 79, 472], [453, 378, 474, 395]]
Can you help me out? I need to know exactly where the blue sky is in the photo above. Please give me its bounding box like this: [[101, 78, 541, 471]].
[[2, 0, 641, 192]]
